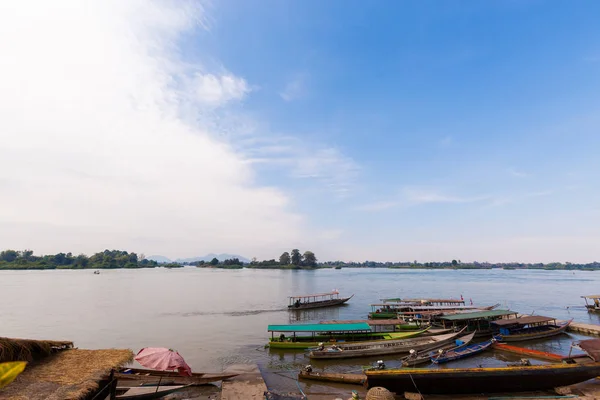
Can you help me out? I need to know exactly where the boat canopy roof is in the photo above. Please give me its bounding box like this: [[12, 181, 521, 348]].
[[267, 322, 371, 333], [381, 298, 464, 304], [440, 310, 516, 321], [410, 305, 479, 310], [288, 291, 339, 299], [577, 338, 600, 362], [492, 315, 555, 326], [319, 319, 406, 326], [582, 295, 600, 299]]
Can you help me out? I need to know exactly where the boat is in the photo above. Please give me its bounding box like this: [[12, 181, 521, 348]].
[[94, 270, 100, 274], [581, 295, 600, 312], [115, 384, 190, 399], [492, 342, 574, 362], [438, 309, 519, 337], [298, 370, 366, 385], [492, 316, 572, 342], [430, 335, 499, 364], [400, 331, 476, 367], [309, 328, 467, 359], [114, 368, 238, 386], [288, 291, 353, 310], [267, 323, 430, 350], [364, 362, 600, 394], [369, 300, 499, 320]]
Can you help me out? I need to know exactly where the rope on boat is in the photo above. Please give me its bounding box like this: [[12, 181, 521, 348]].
[[406, 370, 423, 399]]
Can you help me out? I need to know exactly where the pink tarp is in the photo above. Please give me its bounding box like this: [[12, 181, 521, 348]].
[[134, 347, 193, 376]]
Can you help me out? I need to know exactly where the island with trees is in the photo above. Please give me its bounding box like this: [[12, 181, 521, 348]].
[[0, 249, 599, 270]]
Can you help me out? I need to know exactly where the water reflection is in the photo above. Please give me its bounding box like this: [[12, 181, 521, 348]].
[[288, 307, 341, 323]]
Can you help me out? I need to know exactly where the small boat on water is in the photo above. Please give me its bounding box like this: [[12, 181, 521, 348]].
[[114, 368, 238, 386], [288, 291, 353, 310], [400, 331, 476, 367], [298, 369, 366, 385], [582, 295, 600, 312], [309, 328, 467, 359], [268, 323, 430, 350], [492, 316, 572, 342], [365, 362, 600, 394], [115, 384, 190, 399], [430, 335, 499, 364]]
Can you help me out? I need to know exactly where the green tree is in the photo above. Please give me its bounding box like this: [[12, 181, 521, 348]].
[[291, 249, 301, 266], [279, 252, 291, 265], [303, 251, 317, 267], [0, 250, 18, 263], [210, 257, 219, 266], [452, 259, 458, 267]]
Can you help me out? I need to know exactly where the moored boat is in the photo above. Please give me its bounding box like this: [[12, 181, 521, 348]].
[[492, 342, 572, 361], [309, 328, 467, 359], [115, 384, 191, 399], [430, 335, 499, 364], [288, 291, 353, 310], [114, 368, 238, 386], [364, 362, 600, 394], [492, 316, 572, 342], [581, 295, 600, 312], [298, 370, 366, 385], [267, 323, 430, 350], [400, 331, 476, 367]]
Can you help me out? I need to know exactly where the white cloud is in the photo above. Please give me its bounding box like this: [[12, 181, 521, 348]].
[[279, 75, 306, 102], [194, 73, 250, 106], [355, 201, 399, 212], [403, 188, 489, 204], [0, 0, 302, 258]]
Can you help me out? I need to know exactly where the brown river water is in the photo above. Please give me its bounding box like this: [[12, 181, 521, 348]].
[[2, 267, 600, 397]]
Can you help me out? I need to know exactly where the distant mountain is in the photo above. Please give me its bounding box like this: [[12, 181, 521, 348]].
[[147, 255, 171, 263], [175, 253, 250, 263]]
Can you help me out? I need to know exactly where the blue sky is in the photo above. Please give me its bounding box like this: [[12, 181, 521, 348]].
[[190, 1, 600, 261], [1, 1, 599, 262]]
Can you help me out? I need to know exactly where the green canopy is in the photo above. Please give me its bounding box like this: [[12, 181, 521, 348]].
[[267, 323, 371, 332], [440, 310, 516, 321]]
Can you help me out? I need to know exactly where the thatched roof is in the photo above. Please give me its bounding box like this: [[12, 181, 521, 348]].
[[0, 348, 133, 400], [0, 337, 73, 362]]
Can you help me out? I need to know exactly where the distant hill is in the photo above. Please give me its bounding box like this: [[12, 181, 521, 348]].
[[147, 255, 172, 263], [147, 254, 250, 264], [175, 253, 250, 263]]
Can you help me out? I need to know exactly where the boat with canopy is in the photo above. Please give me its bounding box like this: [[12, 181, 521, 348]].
[[288, 290, 353, 310], [492, 315, 572, 341], [582, 295, 600, 312]]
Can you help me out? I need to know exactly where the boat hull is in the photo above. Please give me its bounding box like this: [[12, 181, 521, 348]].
[[298, 370, 365, 385], [499, 320, 571, 342], [288, 296, 353, 310], [268, 328, 429, 350], [115, 368, 238, 386], [365, 363, 600, 394]]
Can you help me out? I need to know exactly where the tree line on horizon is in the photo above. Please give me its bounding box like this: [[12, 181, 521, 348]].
[[1, 249, 599, 270]]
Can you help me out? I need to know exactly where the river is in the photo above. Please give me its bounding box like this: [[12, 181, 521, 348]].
[[2, 267, 599, 396]]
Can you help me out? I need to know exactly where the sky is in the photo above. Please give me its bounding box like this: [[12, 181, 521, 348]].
[[1, 1, 600, 263]]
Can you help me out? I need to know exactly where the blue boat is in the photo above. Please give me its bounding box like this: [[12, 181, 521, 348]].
[[430, 336, 500, 364]]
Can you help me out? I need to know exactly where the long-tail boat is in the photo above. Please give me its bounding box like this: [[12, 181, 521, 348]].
[[400, 331, 475, 367], [430, 335, 499, 364], [582, 295, 600, 312], [492, 316, 572, 342], [492, 342, 578, 361], [114, 368, 238, 386], [288, 291, 353, 310], [309, 328, 467, 359], [298, 370, 366, 385], [364, 362, 600, 394], [115, 384, 191, 399], [268, 323, 430, 350]]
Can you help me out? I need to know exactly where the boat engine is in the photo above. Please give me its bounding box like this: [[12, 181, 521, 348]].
[[303, 364, 313, 373], [375, 360, 385, 370]]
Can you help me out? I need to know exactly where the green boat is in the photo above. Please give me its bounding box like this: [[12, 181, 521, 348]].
[[267, 322, 430, 349]]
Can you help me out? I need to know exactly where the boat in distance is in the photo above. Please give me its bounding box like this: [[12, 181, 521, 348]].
[[365, 362, 600, 394], [492, 316, 572, 342], [288, 290, 353, 310], [431, 335, 499, 364], [309, 327, 467, 359], [582, 295, 600, 312], [267, 322, 430, 349]]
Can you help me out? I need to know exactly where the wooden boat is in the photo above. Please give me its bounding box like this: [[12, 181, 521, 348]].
[[438, 309, 520, 337], [115, 384, 190, 399], [309, 328, 467, 359], [365, 362, 600, 394], [400, 331, 475, 367], [114, 368, 238, 386], [492, 342, 571, 361], [581, 295, 600, 312], [288, 291, 353, 310], [268, 323, 430, 350], [492, 316, 572, 342], [431, 335, 499, 364], [298, 370, 366, 385]]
